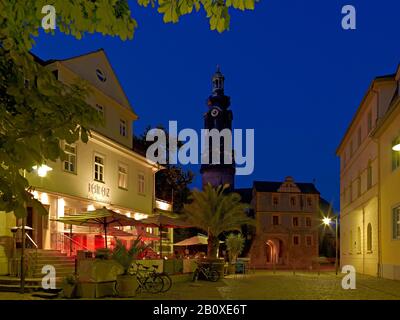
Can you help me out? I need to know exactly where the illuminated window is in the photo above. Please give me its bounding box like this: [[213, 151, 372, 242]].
[[120, 119, 127, 137], [293, 235, 300, 246], [63, 143, 76, 174], [391, 137, 400, 171], [138, 173, 145, 194], [118, 164, 128, 189], [306, 217, 312, 227], [94, 154, 105, 182]]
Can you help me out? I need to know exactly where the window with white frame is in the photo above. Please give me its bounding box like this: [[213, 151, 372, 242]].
[[63, 143, 76, 173], [393, 206, 400, 240], [118, 164, 128, 189], [120, 119, 127, 137], [138, 173, 145, 194], [94, 154, 105, 182]]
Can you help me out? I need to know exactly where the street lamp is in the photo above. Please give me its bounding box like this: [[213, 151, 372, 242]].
[[322, 216, 339, 275]]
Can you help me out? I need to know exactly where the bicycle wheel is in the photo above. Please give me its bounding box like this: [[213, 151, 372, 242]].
[[209, 270, 220, 282], [145, 275, 164, 293], [159, 273, 172, 292]]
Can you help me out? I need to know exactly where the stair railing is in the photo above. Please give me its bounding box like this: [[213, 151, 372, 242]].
[[59, 233, 90, 256], [24, 233, 38, 278]]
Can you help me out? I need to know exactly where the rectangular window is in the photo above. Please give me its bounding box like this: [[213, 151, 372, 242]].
[[392, 138, 400, 171], [393, 206, 400, 240], [120, 119, 127, 137], [306, 217, 312, 227], [118, 164, 128, 189], [138, 173, 145, 194], [293, 235, 300, 246], [307, 197, 312, 207], [63, 143, 76, 173], [292, 217, 299, 227], [94, 154, 105, 182], [306, 235, 312, 247], [272, 215, 279, 226], [290, 197, 296, 207], [272, 196, 279, 208]]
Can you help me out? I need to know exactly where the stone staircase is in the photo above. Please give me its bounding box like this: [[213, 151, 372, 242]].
[[27, 249, 75, 279]]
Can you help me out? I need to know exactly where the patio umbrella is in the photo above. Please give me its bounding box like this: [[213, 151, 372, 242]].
[[174, 234, 223, 246], [54, 207, 153, 248], [140, 210, 192, 258]]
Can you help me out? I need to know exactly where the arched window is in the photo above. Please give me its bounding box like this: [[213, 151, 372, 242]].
[[367, 223, 372, 252], [357, 227, 362, 254]]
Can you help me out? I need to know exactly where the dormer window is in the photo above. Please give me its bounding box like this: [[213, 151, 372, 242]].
[[120, 119, 127, 137]]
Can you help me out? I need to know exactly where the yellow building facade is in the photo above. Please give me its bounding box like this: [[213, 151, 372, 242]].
[[0, 49, 171, 275], [337, 65, 400, 279], [371, 65, 400, 280]]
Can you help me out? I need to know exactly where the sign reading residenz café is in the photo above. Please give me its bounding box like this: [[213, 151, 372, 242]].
[[88, 182, 111, 203]]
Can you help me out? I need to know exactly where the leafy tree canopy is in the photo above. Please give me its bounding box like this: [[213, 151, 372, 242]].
[[0, 0, 257, 218]]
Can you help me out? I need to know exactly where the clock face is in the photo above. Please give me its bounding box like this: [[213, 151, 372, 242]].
[[211, 108, 219, 117]]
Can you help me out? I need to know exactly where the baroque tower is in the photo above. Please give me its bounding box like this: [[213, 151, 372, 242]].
[[200, 67, 235, 189]]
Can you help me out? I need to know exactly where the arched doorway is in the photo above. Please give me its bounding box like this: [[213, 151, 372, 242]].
[[265, 238, 285, 265]]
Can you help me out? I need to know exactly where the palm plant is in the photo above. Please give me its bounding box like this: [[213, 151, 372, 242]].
[[225, 233, 245, 263], [184, 184, 254, 259], [111, 237, 146, 275]]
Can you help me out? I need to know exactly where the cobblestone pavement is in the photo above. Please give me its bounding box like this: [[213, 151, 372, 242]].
[[2, 271, 400, 300]]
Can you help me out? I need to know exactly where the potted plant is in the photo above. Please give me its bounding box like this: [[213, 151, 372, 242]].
[[62, 274, 77, 298], [225, 233, 245, 274], [112, 237, 146, 297]]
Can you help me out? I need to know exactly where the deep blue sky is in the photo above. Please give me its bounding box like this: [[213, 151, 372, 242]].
[[32, 0, 400, 209]]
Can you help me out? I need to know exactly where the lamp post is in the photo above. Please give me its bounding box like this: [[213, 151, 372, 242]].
[[323, 216, 339, 275]]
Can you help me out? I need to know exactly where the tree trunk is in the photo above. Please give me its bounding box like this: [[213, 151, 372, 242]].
[[207, 234, 220, 259]]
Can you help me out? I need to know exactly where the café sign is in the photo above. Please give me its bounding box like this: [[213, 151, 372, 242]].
[[88, 182, 111, 203]]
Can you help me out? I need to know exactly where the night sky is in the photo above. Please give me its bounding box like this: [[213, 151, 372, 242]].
[[32, 0, 400, 209]]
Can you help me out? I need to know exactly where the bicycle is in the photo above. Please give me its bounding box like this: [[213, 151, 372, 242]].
[[128, 262, 164, 294], [192, 262, 220, 282], [147, 264, 172, 292]]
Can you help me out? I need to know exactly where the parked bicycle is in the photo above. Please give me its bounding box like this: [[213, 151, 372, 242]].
[[147, 264, 172, 293], [192, 261, 220, 282], [127, 262, 164, 294]]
